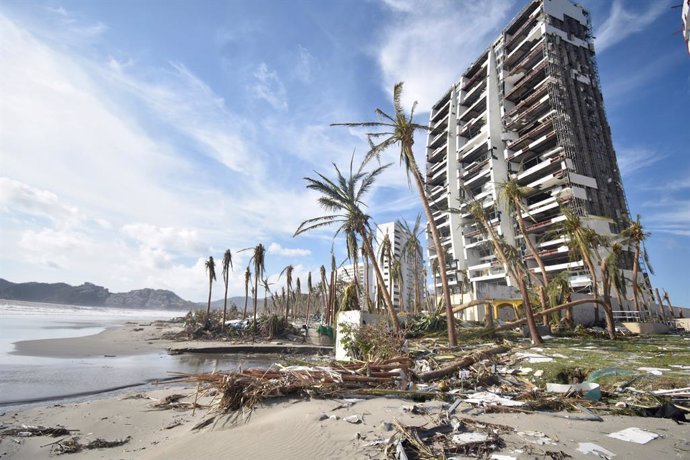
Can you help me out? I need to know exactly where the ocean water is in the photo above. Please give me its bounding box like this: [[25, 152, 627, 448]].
[[0, 301, 274, 407]]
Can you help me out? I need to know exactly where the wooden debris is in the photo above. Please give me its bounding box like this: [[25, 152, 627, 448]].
[[417, 345, 510, 382], [51, 436, 131, 455]]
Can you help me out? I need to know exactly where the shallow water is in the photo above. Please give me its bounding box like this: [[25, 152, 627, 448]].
[[0, 301, 276, 406]]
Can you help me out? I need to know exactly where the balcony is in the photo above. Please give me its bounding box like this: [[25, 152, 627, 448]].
[[459, 95, 487, 122], [505, 80, 550, 118], [524, 213, 565, 233], [427, 143, 447, 162], [459, 116, 486, 140], [505, 59, 548, 103], [505, 26, 544, 68], [506, 115, 554, 151], [428, 128, 448, 149], [516, 154, 563, 184], [505, 94, 551, 130]]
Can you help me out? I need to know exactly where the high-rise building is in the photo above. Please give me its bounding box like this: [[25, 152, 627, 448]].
[[683, 0, 690, 54], [334, 221, 426, 312], [375, 221, 426, 313], [425, 0, 648, 319]]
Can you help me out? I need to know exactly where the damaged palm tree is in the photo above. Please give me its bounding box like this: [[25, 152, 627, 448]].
[[332, 82, 457, 346], [294, 156, 400, 332]]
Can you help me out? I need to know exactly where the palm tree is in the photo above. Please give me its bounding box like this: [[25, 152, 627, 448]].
[[294, 157, 400, 332], [262, 278, 272, 316], [399, 214, 425, 315], [621, 215, 653, 315], [319, 265, 328, 322], [546, 271, 573, 329], [332, 82, 456, 346], [361, 243, 373, 312], [464, 193, 543, 345], [391, 257, 404, 312], [248, 244, 266, 341], [378, 232, 394, 308], [600, 242, 625, 339], [498, 179, 549, 287], [242, 267, 251, 320], [221, 249, 233, 327], [560, 207, 605, 323], [204, 256, 216, 327], [280, 265, 294, 321], [305, 272, 314, 327]]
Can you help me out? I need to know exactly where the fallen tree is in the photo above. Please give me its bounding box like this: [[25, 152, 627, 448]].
[[417, 344, 510, 382]]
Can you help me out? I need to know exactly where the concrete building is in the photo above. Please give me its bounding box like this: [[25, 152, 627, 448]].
[[425, 0, 650, 321], [375, 221, 426, 313], [336, 262, 374, 308]]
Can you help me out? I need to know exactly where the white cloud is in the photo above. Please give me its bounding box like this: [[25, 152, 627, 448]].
[[0, 177, 81, 227], [252, 62, 288, 110], [294, 46, 315, 83], [595, 0, 667, 53], [268, 242, 312, 257], [616, 146, 667, 177], [376, 0, 516, 111], [121, 223, 204, 255]]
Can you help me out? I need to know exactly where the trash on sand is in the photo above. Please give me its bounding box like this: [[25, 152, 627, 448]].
[[490, 455, 517, 460], [607, 427, 659, 444], [533, 369, 544, 378], [515, 352, 554, 363], [452, 432, 489, 445], [546, 382, 601, 401], [638, 367, 669, 376], [465, 391, 525, 407], [577, 442, 616, 458], [344, 414, 363, 424], [516, 431, 555, 445]]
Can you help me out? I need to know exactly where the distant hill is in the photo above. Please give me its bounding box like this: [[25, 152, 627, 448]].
[[0, 278, 196, 310], [201, 296, 267, 313]]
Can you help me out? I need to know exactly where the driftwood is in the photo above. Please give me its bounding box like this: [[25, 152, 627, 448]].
[[417, 345, 510, 382]]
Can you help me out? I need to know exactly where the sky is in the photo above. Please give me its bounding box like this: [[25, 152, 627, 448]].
[[0, 0, 688, 305]]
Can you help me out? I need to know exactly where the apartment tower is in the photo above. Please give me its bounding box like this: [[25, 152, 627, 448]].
[[426, 0, 641, 318]]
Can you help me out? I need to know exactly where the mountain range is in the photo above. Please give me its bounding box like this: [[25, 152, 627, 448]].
[[0, 278, 198, 310]]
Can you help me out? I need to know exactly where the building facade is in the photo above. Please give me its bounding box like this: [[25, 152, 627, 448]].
[[375, 221, 426, 313], [425, 0, 648, 319]]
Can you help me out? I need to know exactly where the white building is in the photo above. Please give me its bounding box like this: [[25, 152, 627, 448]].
[[375, 221, 426, 313], [683, 0, 690, 54], [336, 262, 374, 308], [425, 0, 650, 320]]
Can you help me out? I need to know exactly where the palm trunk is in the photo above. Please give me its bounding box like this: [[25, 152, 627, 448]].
[[406, 146, 456, 346], [631, 245, 641, 314], [364, 253, 371, 312], [305, 290, 312, 328], [599, 260, 616, 339], [515, 198, 549, 288], [206, 279, 213, 327], [252, 278, 259, 342], [413, 254, 420, 315], [480, 213, 542, 345], [243, 281, 249, 320], [222, 278, 229, 326], [360, 229, 400, 332], [581, 250, 601, 324]]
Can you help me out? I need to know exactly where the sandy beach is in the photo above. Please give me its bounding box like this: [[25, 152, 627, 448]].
[[2, 322, 689, 459]]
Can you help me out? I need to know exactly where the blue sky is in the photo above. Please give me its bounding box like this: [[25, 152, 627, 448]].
[[0, 0, 688, 305]]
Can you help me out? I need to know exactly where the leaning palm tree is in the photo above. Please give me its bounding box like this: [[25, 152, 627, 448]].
[[305, 272, 314, 326], [332, 82, 456, 345], [600, 242, 625, 339], [294, 157, 400, 332], [204, 256, 216, 327], [221, 249, 233, 327], [621, 215, 654, 315], [399, 214, 425, 314], [498, 180, 549, 288], [280, 265, 294, 321], [464, 193, 543, 345], [391, 257, 404, 312], [559, 207, 605, 323], [242, 267, 251, 320]]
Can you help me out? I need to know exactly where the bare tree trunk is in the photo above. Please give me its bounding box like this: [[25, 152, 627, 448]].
[[206, 279, 213, 327], [361, 229, 400, 333], [631, 245, 641, 314], [222, 277, 229, 327], [405, 146, 456, 346]]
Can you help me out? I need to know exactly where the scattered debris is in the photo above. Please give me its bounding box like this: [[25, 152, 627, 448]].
[[516, 430, 556, 445], [545, 382, 601, 401], [343, 414, 363, 424], [577, 442, 616, 458], [0, 425, 74, 437], [51, 436, 131, 455], [465, 392, 525, 407], [607, 427, 659, 444]]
